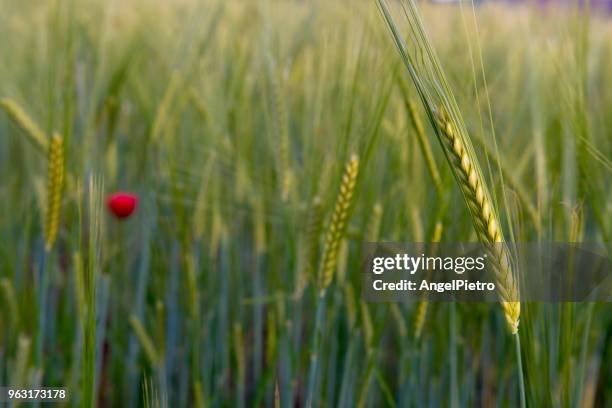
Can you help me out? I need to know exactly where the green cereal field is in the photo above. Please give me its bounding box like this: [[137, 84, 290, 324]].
[[0, 0, 611, 406]]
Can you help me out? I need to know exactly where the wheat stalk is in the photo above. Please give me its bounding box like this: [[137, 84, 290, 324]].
[[45, 133, 64, 251], [82, 175, 104, 408], [390, 303, 407, 340], [358, 201, 383, 403], [266, 310, 277, 366], [0, 97, 49, 154], [305, 197, 324, 274], [318, 154, 359, 294], [233, 323, 246, 394], [435, 108, 520, 334], [344, 283, 358, 329], [274, 381, 280, 408], [295, 196, 323, 298]]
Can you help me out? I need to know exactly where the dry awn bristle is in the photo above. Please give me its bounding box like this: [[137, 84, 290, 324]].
[[318, 154, 359, 294], [45, 133, 64, 251], [0, 97, 49, 154], [435, 108, 520, 334]]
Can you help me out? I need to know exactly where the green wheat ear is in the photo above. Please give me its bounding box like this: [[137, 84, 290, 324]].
[[378, 0, 520, 334], [45, 133, 65, 252], [318, 154, 359, 294], [0, 97, 49, 154], [435, 108, 519, 334]]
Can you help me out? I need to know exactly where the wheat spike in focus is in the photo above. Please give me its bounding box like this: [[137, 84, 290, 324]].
[[318, 154, 359, 294], [45, 133, 64, 251], [435, 108, 520, 334]]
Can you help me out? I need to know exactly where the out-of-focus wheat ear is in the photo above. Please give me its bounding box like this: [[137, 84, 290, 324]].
[[0, 278, 20, 326], [0, 97, 49, 154], [569, 204, 584, 242], [271, 73, 294, 202], [318, 154, 359, 295], [435, 108, 520, 334], [414, 221, 443, 340], [10, 335, 31, 389], [404, 98, 443, 194], [129, 314, 159, 366], [413, 300, 427, 341], [188, 88, 208, 123], [150, 71, 182, 143], [365, 203, 383, 242], [45, 133, 65, 252]]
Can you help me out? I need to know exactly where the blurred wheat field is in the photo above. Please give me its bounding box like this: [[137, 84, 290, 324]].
[[0, 0, 611, 406]]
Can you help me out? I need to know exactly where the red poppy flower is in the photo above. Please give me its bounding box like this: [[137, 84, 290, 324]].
[[107, 192, 138, 219]]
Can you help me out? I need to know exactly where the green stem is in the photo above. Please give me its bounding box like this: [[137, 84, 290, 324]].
[[450, 302, 458, 408], [36, 249, 48, 369], [306, 293, 326, 406], [575, 302, 595, 406], [515, 333, 526, 408]]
